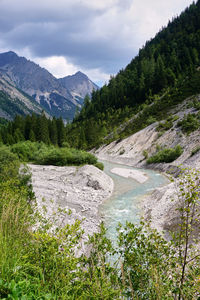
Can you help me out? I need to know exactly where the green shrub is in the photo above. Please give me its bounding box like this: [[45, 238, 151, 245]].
[[10, 141, 48, 161], [35, 147, 97, 166], [147, 145, 183, 164], [94, 162, 104, 170], [193, 98, 200, 109], [171, 115, 179, 122], [0, 146, 20, 182], [9, 141, 98, 167], [156, 120, 173, 131], [146, 116, 157, 125], [142, 149, 148, 159], [178, 113, 200, 133], [191, 145, 200, 156]]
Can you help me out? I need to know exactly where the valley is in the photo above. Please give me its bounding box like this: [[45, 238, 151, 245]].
[[0, 0, 200, 298]]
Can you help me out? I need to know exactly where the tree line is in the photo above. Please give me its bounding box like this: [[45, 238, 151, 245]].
[[0, 113, 66, 147]]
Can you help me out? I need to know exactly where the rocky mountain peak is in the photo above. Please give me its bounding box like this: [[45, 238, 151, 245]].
[[59, 71, 98, 100], [0, 51, 98, 120], [0, 51, 19, 67]]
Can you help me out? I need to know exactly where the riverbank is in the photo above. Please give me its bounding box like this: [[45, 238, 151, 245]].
[[29, 164, 114, 252], [93, 104, 200, 237], [96, 151, 199, 239]]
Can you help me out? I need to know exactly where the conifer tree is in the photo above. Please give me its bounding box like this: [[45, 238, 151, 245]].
[[37, 112, 50, 144], [56, 117, 65, 147]]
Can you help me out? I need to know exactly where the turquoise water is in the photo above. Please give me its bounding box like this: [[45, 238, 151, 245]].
[[99, 160, 169, 241]]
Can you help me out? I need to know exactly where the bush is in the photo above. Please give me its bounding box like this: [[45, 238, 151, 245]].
[[94, 162, 104, 170], [142, 149, 148, 159], [156, 120, 173, 131], [147, 144, 183, 164], [191, 145, 200, 156], [146, 116, 157, 125], [35, 147, 97, 166], [10, 141, 48, 161], [0, 146, 20, 182], [193, 98, 200, 109], [9, 141, 98, 167], [178, 113, 200, 134]]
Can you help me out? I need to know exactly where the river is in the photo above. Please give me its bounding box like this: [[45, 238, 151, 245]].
[[99, 160, 169, 241]]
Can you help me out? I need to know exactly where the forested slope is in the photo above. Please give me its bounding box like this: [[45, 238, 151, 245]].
[[66, 0, 200, 149]]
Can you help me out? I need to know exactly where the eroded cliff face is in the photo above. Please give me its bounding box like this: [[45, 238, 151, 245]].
[[94, 97, 200, 171]]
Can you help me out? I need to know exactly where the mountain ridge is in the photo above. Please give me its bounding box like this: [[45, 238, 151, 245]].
[[0, 51, 98, 120]]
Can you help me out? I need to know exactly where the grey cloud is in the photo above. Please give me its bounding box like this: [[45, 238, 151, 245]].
[[0, 0, 194, 76], [0, 1, 135, 73]]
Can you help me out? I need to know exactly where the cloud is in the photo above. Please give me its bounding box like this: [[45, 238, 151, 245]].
[[0, 0, 195, 83]]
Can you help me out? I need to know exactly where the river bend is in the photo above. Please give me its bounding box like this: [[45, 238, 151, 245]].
[[99, 160, 169, 241]]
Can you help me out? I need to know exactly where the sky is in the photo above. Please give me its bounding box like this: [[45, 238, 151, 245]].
[[0, 0, 195, 86]]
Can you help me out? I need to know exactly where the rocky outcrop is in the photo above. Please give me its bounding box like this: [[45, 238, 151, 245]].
[[58, 71, 98, 102], [29, 164, 113, 252]]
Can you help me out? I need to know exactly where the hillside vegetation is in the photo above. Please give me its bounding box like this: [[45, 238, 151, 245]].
[[65, 0, 200, 149]]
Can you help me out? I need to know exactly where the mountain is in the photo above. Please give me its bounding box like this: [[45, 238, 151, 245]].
[[0, 73, 44, 120], [59, 71, 99, 105], [0, 51, 98, 120], [66, 0, 200, 149]]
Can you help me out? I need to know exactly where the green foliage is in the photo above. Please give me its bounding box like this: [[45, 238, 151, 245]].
[[142, 149, 148, 159], [117, 168, 200, 299], [0, 155, 200, 299], [192, 98, 200, 109], [156, 120, 173, 131], [147, 144, 183, 164], [170, 168, 200, 299], [94, 162, 104, 171], [35, 146, 97, 166], [178, 113, 200, 133], [191, 145, 200, 156], [0, 146, 20, 182], [117, 221, 176, 299], [9, 141, 98, 167], [0, 113, 66, 147], [10, 141, 47, 161], [146, 116, 157, 126], [65, 1, 200, 149]]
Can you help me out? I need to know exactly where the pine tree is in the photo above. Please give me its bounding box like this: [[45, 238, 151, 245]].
[[13, 128, 24, 143], [29, 129, 36, 142], [56, 117, 66, 147], [49, 117, 58, 145], [37, 113, 50, 144]]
